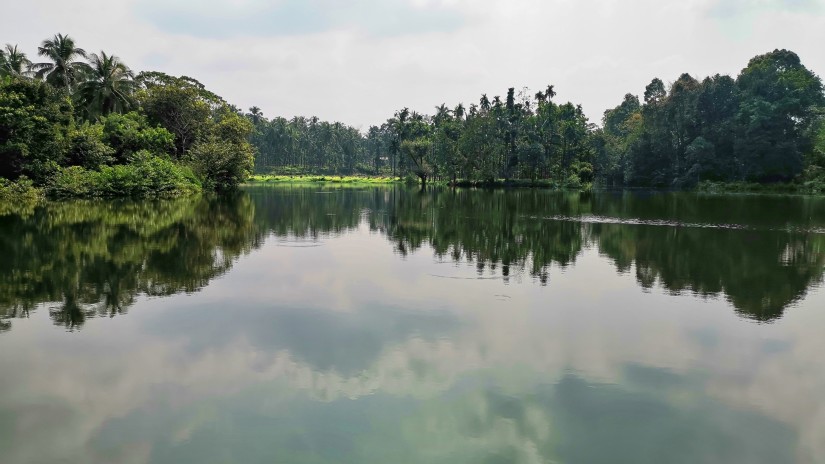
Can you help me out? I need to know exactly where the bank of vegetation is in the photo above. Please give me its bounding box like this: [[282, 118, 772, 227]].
[[247, 175, 401, 185], [0, 34, 253, 199], [3, 40, 824, 195], [246, 49, 824, 192]]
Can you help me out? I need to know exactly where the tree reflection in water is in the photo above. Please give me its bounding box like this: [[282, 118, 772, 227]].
[[2, 186, 825, 332]]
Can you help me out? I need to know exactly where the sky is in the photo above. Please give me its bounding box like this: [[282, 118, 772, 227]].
[[3, 0, 824, 129]]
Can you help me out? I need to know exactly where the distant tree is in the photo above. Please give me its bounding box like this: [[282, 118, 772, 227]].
[[247, 106, 264, 125], [401, 137, 433, 186]]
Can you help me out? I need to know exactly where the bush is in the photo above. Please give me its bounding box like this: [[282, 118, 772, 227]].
[[0, 176, 41, 216], [47, 152, 201, 198], [0, 176, 41, 201], [67, 124, 115, 169], [564, 174, 583, 189], [187, 137, 253, 191], [99, 112, 175, 162]]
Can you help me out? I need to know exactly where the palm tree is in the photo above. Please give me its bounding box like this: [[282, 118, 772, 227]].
[[0, 44, 32, 77], [248, 106, 264, 125], [31, 33, 90, 90], [433, 104, 451, 126], [75, 51, 136, 119]]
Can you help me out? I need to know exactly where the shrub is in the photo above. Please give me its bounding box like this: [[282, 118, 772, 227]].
[[0, 176, 41, 216], [187, 137, 253, 191], [0, 176, 41, 201], [47, 152, 201, 198], [99, 112, 175, 162], [564, 174, 583, 189], [67, 124, 115, 169]]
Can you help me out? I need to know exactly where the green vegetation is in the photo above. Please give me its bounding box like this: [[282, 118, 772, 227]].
[[0, 176, 41, 216], [596, 50, 824, 189], [1, 34, 253, 198], [247, 174, 401, 185], [244, 49, 824, 192], [47, 153, 201, 198], [4, 40, 824, 194]]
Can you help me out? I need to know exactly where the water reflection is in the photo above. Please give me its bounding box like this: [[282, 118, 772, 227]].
[[0, 193, 261, 332], [3, 187, 825, 333], [365, 188, 825, 321], [2, 186, 825, 463]]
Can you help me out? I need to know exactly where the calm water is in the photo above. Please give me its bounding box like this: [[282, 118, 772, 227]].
[[2, 186, 825, 464]]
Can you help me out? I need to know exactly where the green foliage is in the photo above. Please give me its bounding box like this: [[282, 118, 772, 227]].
[[3, 36, 825, 195], [0, 44, 32, 77], [0, 177, 41, 217], [0, 35, 258, 195], [74, 51, 137, 120], [30, 33, 91, 90], [137, 76, 214, 157], [0, 76, 73, 182], [67, 123, 115, 168], [247, 175, 401, 185], [0, 175, 37, 197], [47, 152, 201, 198], [188, 137, 253, 191], [599, 49, 824, 188], [99, 112, 174, 161], [400, 137, 433, 184]]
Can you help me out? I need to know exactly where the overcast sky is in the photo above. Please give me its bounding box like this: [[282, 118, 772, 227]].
[[3, 0, 824, 129]]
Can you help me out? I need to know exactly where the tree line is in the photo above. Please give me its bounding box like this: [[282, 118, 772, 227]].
[[0, 34, 254, 197], [4, 40, 824, 192], [247, 49, 825, 190]]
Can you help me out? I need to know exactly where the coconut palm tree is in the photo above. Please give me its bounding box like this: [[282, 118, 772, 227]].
[[248, 106, 264, 125], [75, 51, 137, 119], [0, 44, 32, 77], [30, 33, 90, 90], [433, 103, 452, 126]]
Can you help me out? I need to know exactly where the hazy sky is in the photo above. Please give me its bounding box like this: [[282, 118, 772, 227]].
[[3, 0, 824, 128]]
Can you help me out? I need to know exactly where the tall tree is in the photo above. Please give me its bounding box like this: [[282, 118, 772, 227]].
[[735, 49, 824, 181], [75, 51, 136, 119], [0, 44, 32, 77], [31, 34, 90, 90]]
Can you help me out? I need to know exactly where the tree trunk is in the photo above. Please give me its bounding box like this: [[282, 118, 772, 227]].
[[418, 173, 427, 188]]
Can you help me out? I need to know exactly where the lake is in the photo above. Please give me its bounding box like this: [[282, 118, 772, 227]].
[[1, 186, 824, 464]]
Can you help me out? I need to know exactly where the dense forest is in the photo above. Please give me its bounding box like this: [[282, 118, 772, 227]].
[[2, 37, 824, 194], [0, 34, 254, 198], [248, 49, 825, 190]]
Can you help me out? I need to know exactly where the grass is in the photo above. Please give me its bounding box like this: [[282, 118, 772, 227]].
[[246, 175, 403, 185]]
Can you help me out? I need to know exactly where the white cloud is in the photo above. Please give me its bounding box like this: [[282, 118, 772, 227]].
[[1, 0, 823, 128]]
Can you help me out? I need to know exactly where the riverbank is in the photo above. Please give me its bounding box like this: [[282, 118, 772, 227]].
[[247, 175, 597, 190], [246, 175, 403, 185], [697, 180, 825, 195]]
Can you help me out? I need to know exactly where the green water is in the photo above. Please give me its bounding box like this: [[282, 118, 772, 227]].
[[1, 186, 824, 464]]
